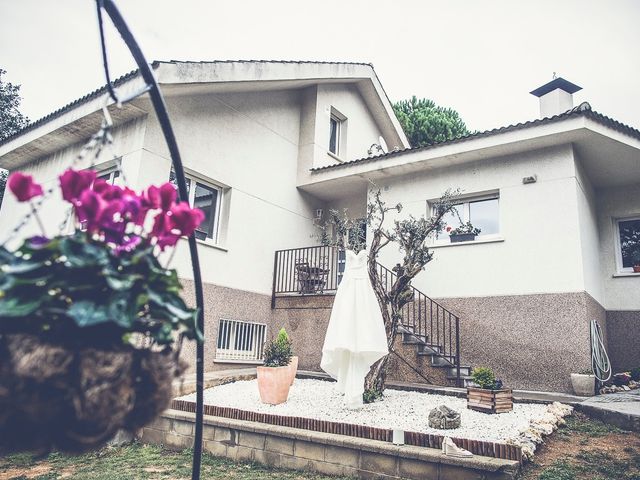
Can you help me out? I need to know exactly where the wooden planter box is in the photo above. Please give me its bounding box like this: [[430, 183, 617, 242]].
[[467, 387, 513, 414]]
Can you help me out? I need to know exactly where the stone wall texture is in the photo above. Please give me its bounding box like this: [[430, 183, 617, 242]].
[[140, 409, 519, 480], [437, 292, 606, 393], [606, 311, 640, 372], [179, 279, 631, 393]]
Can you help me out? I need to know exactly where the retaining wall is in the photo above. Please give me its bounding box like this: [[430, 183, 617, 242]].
[[141, 409, 520, 480]]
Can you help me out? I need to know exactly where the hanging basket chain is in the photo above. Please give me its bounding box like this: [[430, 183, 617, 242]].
[[1, 110, 116, 247]]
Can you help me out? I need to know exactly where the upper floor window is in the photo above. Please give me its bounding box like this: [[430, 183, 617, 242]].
[[328, 107, 347, 157], [615, 216, 640, 273], [169, 171, 222, 243], [433, 194, 500, 242], [97, 167, 120, 185]]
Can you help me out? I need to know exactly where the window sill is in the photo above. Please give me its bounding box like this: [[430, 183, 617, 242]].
[[213, 358, 263, 365], [179, 237, 228, 252], [430, 236, 505, 249], [612, 272, 640, 278], [327, 151, 343, 162]]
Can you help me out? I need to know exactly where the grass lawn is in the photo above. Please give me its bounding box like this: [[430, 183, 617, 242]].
[[1, 412, 637, 480], [0, 444, 351, 480], [517, 412, 640, 480]]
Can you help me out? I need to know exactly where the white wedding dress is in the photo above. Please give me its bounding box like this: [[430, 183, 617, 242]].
[[320, 249, 389, 407]]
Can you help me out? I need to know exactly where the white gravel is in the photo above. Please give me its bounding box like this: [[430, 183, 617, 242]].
[[178, 378, 549, 443]]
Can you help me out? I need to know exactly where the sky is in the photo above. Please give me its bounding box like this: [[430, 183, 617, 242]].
[[1, 0, 639, 133]]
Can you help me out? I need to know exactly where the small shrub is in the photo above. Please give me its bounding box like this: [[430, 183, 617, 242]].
[[363, 388, 383, 404], [630, 367, 640, 382], [263, 328, 293, 367], [471, 367, 497, 390]]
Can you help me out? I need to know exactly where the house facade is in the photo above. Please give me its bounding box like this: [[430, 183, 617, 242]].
[[0, 62, 637, 393]]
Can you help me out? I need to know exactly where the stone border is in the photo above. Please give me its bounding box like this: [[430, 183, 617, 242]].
[[141, 409, 520, 480], [171, 398, 523, 462]]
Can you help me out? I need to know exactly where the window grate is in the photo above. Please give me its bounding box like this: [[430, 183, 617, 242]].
[[215, 319, 267, 362]]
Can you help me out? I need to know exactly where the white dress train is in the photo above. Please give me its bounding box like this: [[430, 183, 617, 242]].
[[320, 249, 389, 407]]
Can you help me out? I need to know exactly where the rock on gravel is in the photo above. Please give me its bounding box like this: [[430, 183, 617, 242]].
[[178, 378, 550, 443]]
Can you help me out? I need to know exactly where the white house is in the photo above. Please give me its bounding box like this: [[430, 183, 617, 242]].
[[0, 61, 638, 393]]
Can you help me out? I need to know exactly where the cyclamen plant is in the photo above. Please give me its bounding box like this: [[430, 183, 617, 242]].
[[0, 169, 204, 346]]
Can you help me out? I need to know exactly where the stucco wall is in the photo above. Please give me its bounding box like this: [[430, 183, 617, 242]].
[[139, 89, 326, 294], [597, 184, 640, 310], [373, 144, 587, 299], [575, 153, 604, 305], [0, 117, 147, 248]]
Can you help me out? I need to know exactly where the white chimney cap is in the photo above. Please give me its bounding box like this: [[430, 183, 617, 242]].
[[530, 77, 582, 119]]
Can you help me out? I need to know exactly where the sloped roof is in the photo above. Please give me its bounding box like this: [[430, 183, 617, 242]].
[[0, 60, 384, 148], [311, 102, 640, 172]]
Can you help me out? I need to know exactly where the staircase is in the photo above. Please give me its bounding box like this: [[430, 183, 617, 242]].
[[375, 262, 472, 388], [271, 245, 472, 387]]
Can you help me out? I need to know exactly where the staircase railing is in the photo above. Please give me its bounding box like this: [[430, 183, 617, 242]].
[[375, 262, 461, 387], [271, 245, 461, 386]]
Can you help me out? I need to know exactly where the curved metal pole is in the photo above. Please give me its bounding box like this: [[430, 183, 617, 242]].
[[98, 2, 205, 478]]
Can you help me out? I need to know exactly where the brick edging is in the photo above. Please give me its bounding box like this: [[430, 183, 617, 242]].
[[171, 399, 522, 462]]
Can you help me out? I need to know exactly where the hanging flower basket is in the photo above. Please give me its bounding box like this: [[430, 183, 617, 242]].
[[0, 169, 205, 453]]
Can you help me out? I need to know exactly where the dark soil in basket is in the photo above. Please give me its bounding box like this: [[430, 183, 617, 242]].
[[0, 334, 184, 454]]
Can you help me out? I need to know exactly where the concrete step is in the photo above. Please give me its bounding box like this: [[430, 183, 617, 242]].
[[402, 332, 428, 344], [430, 355, 456, 367]]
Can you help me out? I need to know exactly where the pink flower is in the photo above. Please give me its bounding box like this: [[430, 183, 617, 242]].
[[446, 226, 452, 232], [169, 202, 205, 238], [151, 212, 180, 250], [75, 189, 106, 227], [60, 169, 96, 203], [142, 185, 161, 210], [7, 172, 44, 202], [158, 183, 177, 211]]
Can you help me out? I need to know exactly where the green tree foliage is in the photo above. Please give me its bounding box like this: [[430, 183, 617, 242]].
[[393, 96, 470, 148], [0, 69, 29, 142], [0, 68, 29, 208]]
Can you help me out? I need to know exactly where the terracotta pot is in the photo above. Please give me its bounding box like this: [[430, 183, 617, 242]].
[[288, 356, 299, 386], [257, 365, 291, 405], [571, 373, 596, 396], [633, 265, 640, 273]]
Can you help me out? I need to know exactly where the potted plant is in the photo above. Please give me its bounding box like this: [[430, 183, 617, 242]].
[[257, 328, 294, 404], [467, 367, 513, 414], [0, 170, 204, 453], [570, 370, 596, 396], [620, 227, 640, 272], [447, 222, 481, 243]]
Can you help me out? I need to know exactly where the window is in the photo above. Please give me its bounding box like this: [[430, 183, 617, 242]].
[[169, 171, 222, 242], [97, 167, 120, 185], [433, 194, 500, 242], [615, 216, 640, 273], [216, 319, 267, 362], [328, 107, 346, 157]]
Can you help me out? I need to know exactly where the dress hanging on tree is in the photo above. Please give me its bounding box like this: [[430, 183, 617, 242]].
[[321, 249, 388, 407]]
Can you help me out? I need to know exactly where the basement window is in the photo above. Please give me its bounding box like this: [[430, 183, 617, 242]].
[[615, 216, 640, 273], [215, 319, 267, 363]]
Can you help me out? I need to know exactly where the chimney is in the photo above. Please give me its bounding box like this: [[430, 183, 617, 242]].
[[530, 77, 582, 118]]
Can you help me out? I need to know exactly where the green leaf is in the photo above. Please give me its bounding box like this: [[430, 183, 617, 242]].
[[105, 274, 140, 291], [67, 301, 110, 327], [2, 262, 43, 275], [0, 296, 42, 317]]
